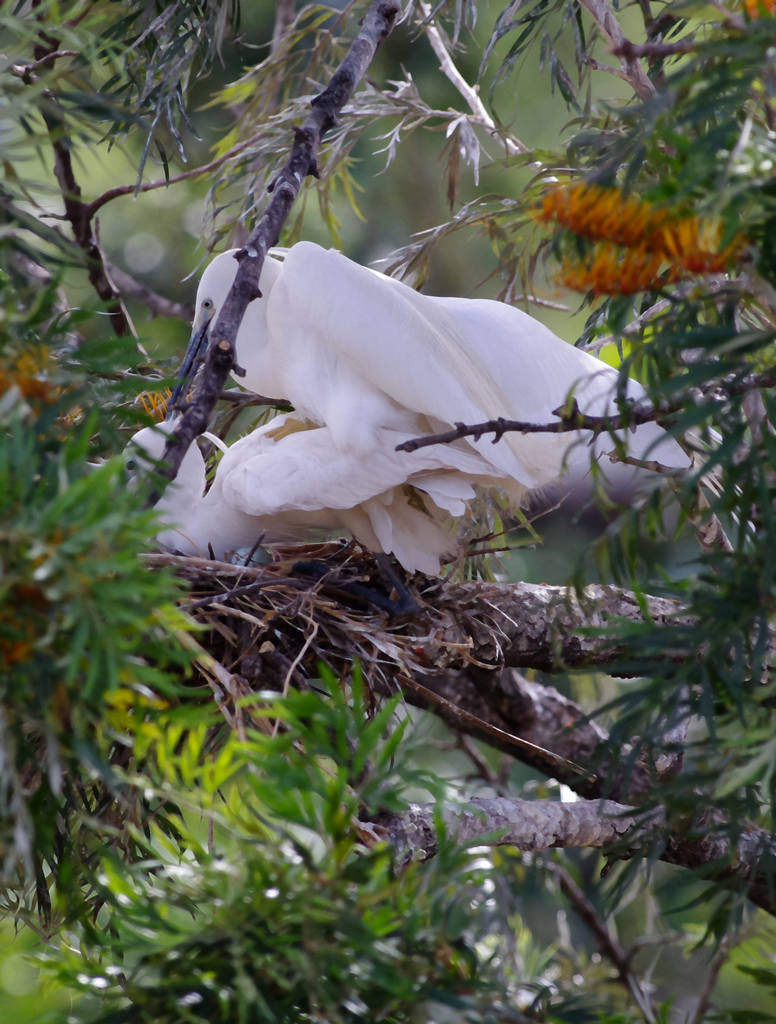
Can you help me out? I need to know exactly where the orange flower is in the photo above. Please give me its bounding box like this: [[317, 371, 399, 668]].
[[537, 183, 744, 294], [0, 348, 52, 402], [536, 184, 661, 250], [743, 0, 776, 17], [138, 387, 172, 421], [559, 242, 676, 295]]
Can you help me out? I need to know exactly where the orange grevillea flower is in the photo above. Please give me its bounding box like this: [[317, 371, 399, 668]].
[[536, 184, 659, 250], [743, 0, 776, 17], [537, 184, 744, 294], [559, 243, 676, 295], [0, 349, 52, 401], [138, 387, 172, 421]]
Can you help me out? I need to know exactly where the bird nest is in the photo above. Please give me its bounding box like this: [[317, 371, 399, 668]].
[[147, 541, 507, 735]]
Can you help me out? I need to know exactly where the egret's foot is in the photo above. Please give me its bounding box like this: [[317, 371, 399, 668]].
[[292, 558, 420, 618], [266, 417, 318, 441], [374, 552, 421, 617]]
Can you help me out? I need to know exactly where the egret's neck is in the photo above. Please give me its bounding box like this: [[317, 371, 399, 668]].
[[234, 254, 286, 399]]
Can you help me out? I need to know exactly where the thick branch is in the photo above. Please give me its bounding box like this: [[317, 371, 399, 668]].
[[377, 796, 776, 916], [381, 796, 654, 863], [160, 0, 400, 483]]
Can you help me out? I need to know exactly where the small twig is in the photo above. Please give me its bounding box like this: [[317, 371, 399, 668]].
[[688, 936, 733, 1024], [418, 1, 531, 159], [397, 401, 666, 453], [611, 38, 696, 59], [271, 0, 297, 54], [581, 299, 672, 354], [396, 369, 776, 454], [86, 133, 265, 217], [104, 262, 194, 322], [582, 54, 633, 83], [576, 0, 656, 99], [10, 49, 78, 82], [551, 861, 657, 1024]]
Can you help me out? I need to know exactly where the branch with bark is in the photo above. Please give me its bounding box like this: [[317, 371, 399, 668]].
[[159, 0, 400, 484], [396, 368, 776, 455], [373, 792, 776, 918], [144, 548, 776, 916]]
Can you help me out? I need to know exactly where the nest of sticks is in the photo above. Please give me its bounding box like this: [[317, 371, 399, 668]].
[[144, 539, 515, 736]]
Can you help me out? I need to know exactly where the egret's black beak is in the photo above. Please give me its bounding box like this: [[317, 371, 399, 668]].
[[167, 314, 213, 420]]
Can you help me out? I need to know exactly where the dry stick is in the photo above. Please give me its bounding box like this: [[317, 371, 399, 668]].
[[158, 0, 401, 487], [397, 368, 776, 454], [418, 1, 530, 158], [397, 673, 589, 777], [551, 862, 657, 1024]]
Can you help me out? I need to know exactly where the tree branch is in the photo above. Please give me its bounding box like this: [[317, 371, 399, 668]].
[[576, 0, 656, 99], [159, 0, 400, 485], [396, 368, 776, 454], [376, 795, 776, 917], [104, 261, 194, 322], [86, 133, 267, 218], [379, 795, 655, 863], [31, 38, 133, 338], [418, 1, 530, 158], [551, 861, 657, 1024]]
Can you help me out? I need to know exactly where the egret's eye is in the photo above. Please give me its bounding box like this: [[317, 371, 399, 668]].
[[202, 298, 214, 311], [125, 457, 138, 472]]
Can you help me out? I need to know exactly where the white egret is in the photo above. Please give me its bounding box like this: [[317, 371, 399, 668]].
[[179, 242, 690, 489], [129, 413, 511, 574]]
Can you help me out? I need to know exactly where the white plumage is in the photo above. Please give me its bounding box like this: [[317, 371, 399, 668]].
[[162, 241, 690, 571], [185, 241, 689, 489], [129, 413, 509, 573]]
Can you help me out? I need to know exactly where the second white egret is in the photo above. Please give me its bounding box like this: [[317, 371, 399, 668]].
[[130, 412, 512, 573]]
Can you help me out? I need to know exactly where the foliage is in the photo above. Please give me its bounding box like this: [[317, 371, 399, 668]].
[[1, 0, 776, 1021]]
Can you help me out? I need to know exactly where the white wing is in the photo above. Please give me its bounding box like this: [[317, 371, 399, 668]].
[[216, 415, 501, 517], [268, 242, 689, 486]]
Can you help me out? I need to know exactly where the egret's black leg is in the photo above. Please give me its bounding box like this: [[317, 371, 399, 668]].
[[293, 558, 420, 618], [373, 553, 421, 617]]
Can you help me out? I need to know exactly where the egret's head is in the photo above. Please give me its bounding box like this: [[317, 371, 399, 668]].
[[168, 250, 283, 417]]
